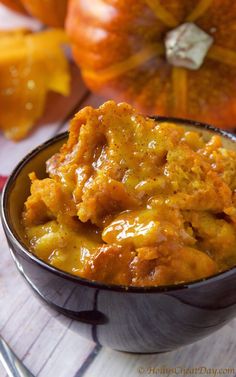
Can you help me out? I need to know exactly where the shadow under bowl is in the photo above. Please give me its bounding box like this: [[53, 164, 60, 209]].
[[1, 117, 236, 353]]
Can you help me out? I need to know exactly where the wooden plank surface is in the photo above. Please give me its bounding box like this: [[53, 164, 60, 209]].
[[0, 4, 235, 377], [83, 323, 236, 377]]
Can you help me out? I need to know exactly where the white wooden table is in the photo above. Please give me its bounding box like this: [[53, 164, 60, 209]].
[[0, 5, 235, 377]]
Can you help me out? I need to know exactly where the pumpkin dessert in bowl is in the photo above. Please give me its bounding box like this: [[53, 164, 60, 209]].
[[2, 100, 236, 353], [22, 101, 236, 287]]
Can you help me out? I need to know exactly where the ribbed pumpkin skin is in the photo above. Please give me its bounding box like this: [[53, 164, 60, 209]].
[[21, 0, 68, 27], [0, 0, 26, 14], [66, 0, 236, 129]]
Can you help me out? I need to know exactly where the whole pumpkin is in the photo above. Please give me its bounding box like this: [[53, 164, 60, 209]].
[[66, 0, 236, 129], [0, 0, 68, 27]]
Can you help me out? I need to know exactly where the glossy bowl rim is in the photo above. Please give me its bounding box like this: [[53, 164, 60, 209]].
[[1, 116, 236, 293]]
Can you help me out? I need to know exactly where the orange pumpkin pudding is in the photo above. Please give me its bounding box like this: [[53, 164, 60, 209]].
[[22, 101, 236, 286]]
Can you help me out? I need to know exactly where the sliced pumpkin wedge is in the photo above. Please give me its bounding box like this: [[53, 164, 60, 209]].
[[0, 29, 70, 140]]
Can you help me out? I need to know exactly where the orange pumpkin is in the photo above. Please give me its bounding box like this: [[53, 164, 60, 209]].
[[66, 0, 236, 129], [0, 0, 68, 27], [0, 0, 26, 14]]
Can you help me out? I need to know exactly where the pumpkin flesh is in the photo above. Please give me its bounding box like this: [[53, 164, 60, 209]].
[[0, 29, 70, 140]]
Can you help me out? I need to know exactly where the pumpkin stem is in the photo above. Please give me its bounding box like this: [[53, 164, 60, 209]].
[[165, 23, 213, 70]]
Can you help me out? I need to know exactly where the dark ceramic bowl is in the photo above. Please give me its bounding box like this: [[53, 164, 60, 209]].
[[1, 117, 236, 353]]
